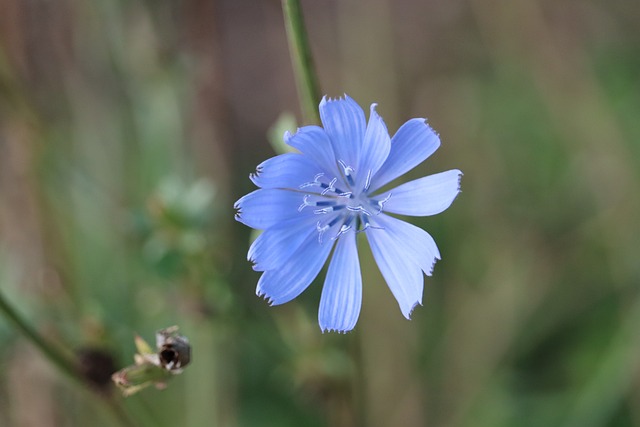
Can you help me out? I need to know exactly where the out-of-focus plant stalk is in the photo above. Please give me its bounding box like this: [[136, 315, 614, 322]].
[[0, 289, 78, 380], [0, 290, 138, 427], [281, 0, 321, 124]]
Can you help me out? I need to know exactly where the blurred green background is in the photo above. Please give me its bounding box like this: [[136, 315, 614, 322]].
[[1, 0, 639, 426]]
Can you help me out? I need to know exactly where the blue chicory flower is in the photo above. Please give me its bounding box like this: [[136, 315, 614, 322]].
[[235, 95, 461, 332]]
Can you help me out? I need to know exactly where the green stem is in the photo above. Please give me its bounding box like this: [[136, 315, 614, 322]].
[[0, 289, 140, 426], [0, 289, 78, 380], [104, 396, 140, 427], [282, 0, 321, 124]]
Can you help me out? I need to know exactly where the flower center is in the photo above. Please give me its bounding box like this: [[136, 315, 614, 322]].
[[297, 161, 391, 243]]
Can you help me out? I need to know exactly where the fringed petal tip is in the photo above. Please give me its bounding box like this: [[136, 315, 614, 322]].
[[233, 203, 249, 225], [454, 170, 464, 199], [320, 93, 353, 104], [283, 128, 310, 145], [420, 118, 441, 138], [426, 257, 438, 276], [408, 116, 437, 132], [404, 300, 423, 320], [247, 248, 265, 271], [319, 94, 362, 115], [233, 194, 248, 212], [320, 326, 354, 334], [256, 287, 276, 306], [248, 164, 264, 186], [248, 257, 264, 272]]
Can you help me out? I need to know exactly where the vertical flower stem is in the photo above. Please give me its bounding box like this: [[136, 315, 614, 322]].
[[0, 289, 78, 381], [281, 0, 321, 124]]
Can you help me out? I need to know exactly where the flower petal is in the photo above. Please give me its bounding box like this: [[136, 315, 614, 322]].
[[319, 95, 366, 168], [369, 118, 441, 191], [356, 104, 391, 190], [248, 215, 320, 271], [318, 231, 362, 333], [234, 188, 312, 229], [378, 169, 462, 216], [285, 125, 340, 177], [366, 228, 423, 319], [250, 153, 319, 189], [372, 214, 440, 276], [256, 231, 335, 305]]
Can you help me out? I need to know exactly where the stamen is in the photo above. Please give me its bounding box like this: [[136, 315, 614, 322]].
[[359, 216, 384, 233], [373, 193, 392, 214], [338, 160, 355, 187], [314, 205, 346, 215], [298, 194, 312, 212], [316, 222, 330, 243], [316, 216, 343, 243], [332, 223, 352, 240], [364, 170, 373, 192], [300, 197, 340, 214], [331, 216, 355, 241], [299, 173, 325, 190], [320, 177, 337, 195], [346, 205, 372, 216], [299, 174, 350, 197]]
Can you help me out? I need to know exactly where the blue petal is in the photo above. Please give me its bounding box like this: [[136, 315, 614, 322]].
[[378, 169, 462, 216], [356, 104, 391, 190], [234, 189, 313, 229], [250, 153, 319, 189], [248, 215, 320, 271], [369, 118, 440, 192], [319, 95, 366, 168], [372, 214, 440, 276], [285, 125, 340, 177], [366, 228, 423, 319], [256, 231, 335, 305], [318, 231, 362, 333]]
